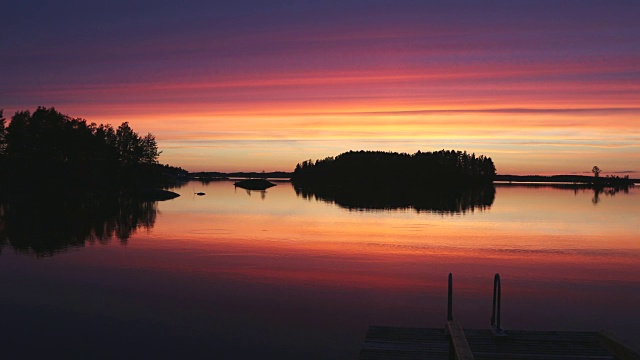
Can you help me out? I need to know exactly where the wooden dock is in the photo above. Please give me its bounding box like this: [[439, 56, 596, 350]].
[[360, 274, 640, 360], [360, 325, 640, 359]]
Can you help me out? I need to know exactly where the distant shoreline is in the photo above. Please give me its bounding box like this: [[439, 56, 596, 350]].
[[495, 174, 638, 185], [189, 171, 292, 180], [187, 172, 638, 185]]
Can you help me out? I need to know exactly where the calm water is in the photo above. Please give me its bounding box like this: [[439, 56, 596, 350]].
[[1, 181, 639, 358]]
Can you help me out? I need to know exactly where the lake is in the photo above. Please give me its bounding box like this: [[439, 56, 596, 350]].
[[1, 181, 639, 358]]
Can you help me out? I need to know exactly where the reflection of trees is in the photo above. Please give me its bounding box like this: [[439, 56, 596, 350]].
[[234, 186, 268, 200], [494, 183, 633, 205], [0, 191, 157, 257], [294, 184, 495, 214], [244, 189, 267, 200], [591, 185, 629, 205]]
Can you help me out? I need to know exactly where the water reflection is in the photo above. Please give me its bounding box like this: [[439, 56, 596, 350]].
[[495, 182, 633, 205], [293, 184, 495, 213], [249, 189, 267, 199], [591, 186, 631, 205], [1, 181, 639, 358], [0, 191, 159, 256]]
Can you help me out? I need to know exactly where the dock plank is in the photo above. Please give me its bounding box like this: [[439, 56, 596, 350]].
[[465, 329, 614, 360], [359, 326, 449, 360], [447, 321, 474, 360], [598, 332, 640, 360]]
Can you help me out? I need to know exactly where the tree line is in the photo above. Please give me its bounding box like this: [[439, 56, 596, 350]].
[[0, 107, 186, 190], [292, 149, 496, 189]]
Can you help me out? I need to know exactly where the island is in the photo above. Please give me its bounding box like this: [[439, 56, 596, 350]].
[[234, 178, 277, 190], [290, 150, 497, 213], [291, 150, 496, 189]]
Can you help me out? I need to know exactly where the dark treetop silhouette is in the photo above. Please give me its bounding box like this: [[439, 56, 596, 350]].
[[0, 107, 187, 191]]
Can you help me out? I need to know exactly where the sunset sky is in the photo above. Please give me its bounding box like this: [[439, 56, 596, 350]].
[[2, 0, 639, 174]]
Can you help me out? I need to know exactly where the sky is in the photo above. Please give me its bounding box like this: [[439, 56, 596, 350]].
[[1, 0, 639, 174]]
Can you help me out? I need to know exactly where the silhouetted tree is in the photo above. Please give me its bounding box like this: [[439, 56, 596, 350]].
[[0, 109, 6, 155], [4, 109, 31, 157], [114, 123, 161, 166], [140, 133, 161, 164], [94, 123, 119, 163], [4, 107, 97, 164], [116, 122, 141, 166], [592, 166, 601, 178]]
